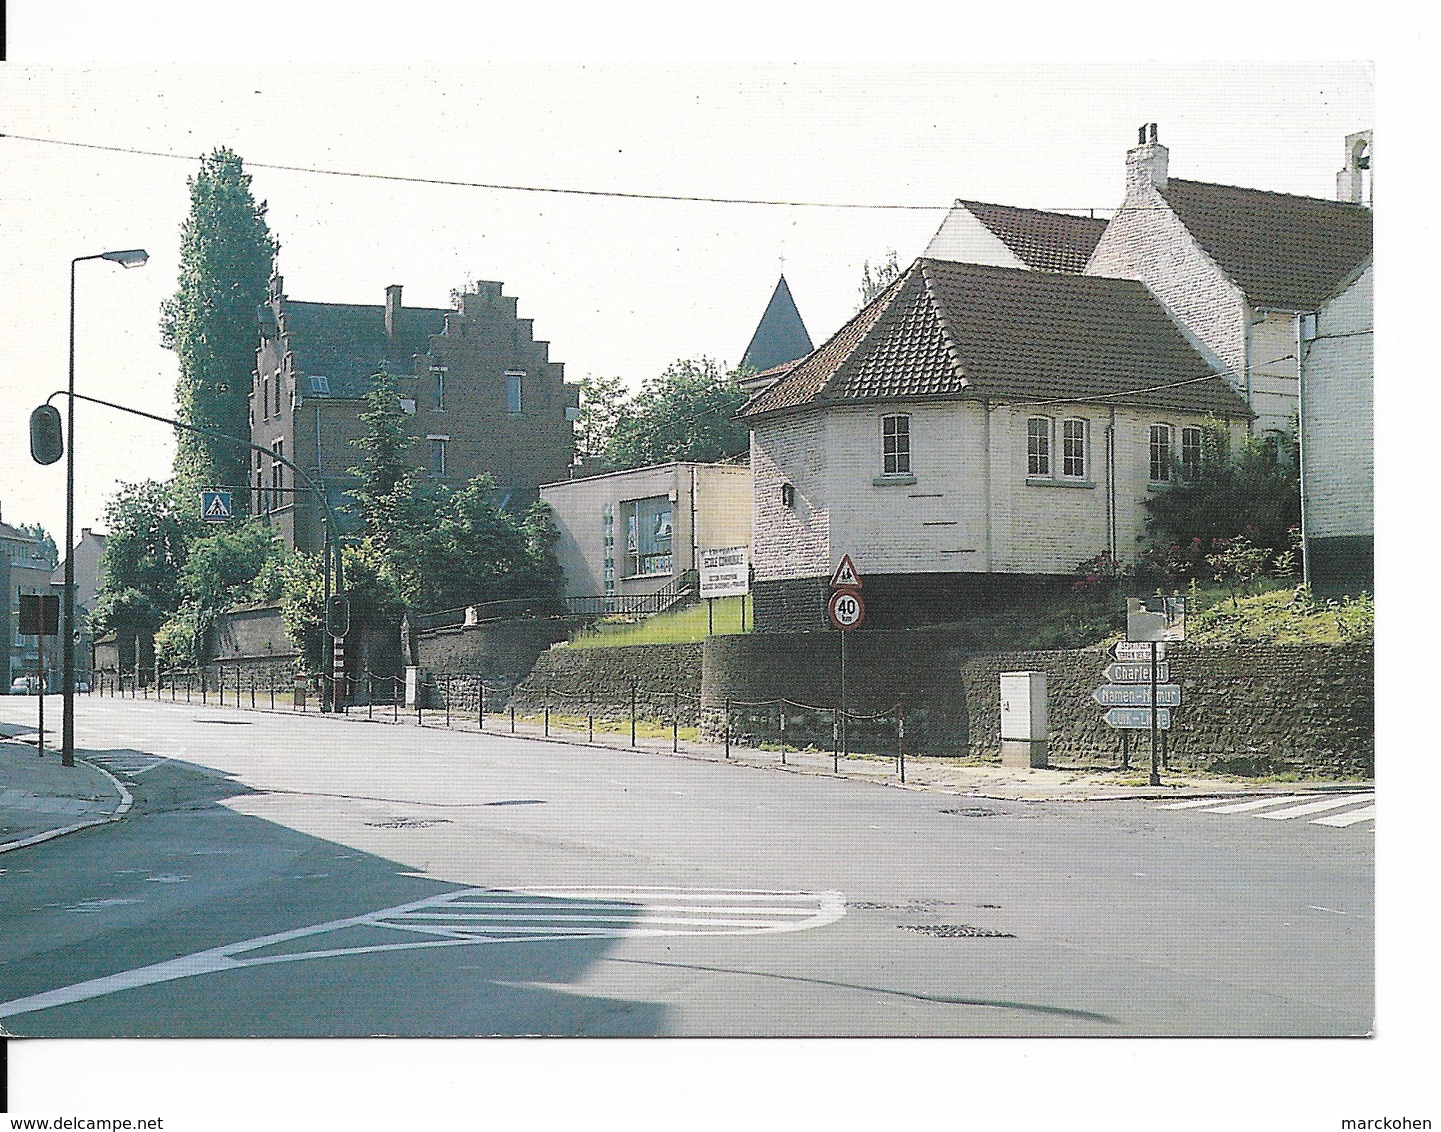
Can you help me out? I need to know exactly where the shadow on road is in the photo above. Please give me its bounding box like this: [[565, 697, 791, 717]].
[[0, 750, 666, 1038]]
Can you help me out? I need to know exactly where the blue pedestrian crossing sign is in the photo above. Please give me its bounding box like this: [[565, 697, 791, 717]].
[[201, 490, 234, 522]]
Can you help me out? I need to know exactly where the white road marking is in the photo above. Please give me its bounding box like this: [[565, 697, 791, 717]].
[[0, 886, 845, 1020], [1157, 798, 1237, 809], [1312, 805, 1377, 827], [1202, 795, 1323, 814], [1257, 795, 1375, 820]]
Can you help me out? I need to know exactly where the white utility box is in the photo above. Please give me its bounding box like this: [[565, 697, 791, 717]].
[[999, 671, 1049, 768]]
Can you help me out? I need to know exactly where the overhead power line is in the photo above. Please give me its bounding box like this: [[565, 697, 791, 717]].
[[1, 130, 1119, 215]]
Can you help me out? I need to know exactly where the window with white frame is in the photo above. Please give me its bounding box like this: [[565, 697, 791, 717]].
[[1181, 426, 1203, 482], [431, 367, 446, 411], [881, 414, 911, 475], [1027, 416, 1053, 477], [429, 436, 448, 477], [1149, 424, 1174, 483], [271, 440, 284, 503], [622, 496, 673, 577], [1061, 418, 1088, 480], [506, 371, 524, 414]]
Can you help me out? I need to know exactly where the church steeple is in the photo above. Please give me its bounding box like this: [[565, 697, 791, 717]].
[[741, 275, 813, 374]]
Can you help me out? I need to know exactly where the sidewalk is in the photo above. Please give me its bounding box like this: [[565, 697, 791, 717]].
[[0, 733, 132, 854], [0, 699, 1371, 854]]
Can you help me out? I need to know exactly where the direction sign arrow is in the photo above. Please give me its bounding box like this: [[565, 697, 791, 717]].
[[1114, 641, 1165, 663], [1092, 683, 1182, 707], [1105, 661, 1170, 684], [1105, 707, 1172, 730]]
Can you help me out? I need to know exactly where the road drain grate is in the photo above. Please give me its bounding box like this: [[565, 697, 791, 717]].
[[365, 817, 452, 829], [940, 807, 1004, 818], [901, 923, 1015, 939], [848, 899, 963, 912]]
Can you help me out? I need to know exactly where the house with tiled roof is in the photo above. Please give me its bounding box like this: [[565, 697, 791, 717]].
[[925, 200, 1109, 274], [1087, 125, 1374, 592], [740, 258, 1252, 631], [1085, 125, 1373, 438], [252, 274, 580, 554]]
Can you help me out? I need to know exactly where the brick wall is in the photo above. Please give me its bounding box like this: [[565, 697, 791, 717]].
[[700, 632, 1373, 778]]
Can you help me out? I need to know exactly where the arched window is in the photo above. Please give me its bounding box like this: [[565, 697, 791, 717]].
[[1027, 416, 1053, 477], [1061, 418, 1088, 480]]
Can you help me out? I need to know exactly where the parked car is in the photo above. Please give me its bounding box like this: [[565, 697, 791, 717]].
[[9, 676, 47, 695]]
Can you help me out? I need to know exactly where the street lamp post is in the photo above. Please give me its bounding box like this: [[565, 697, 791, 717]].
[[63, 249, 148, 768]]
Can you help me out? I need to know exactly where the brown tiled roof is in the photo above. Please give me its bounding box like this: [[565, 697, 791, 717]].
[[961, 201, 1109, 274], [740, 273, 907, 416], [741, 259, 1251, 420], [1159, 179, 1373, 310]]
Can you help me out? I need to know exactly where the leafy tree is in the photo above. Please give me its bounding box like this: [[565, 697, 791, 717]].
[[857, 249, 902, 309], [345, 374, 565, 613], [93, 480, 201, 638], [161, 147, 279, 510], [279, 542, 405, 673], [574, 374, 629, 463], [606, 358, 750, 469], [1207, 536, 1269, 609], [1140, 420, 1300, 582], [17, 524, 58, 568]]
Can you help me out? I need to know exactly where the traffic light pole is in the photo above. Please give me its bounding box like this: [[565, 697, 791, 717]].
[[41, 388, 350, 759]]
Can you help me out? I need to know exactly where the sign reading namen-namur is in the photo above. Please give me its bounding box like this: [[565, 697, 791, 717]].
[[699, 546, 750, 598]]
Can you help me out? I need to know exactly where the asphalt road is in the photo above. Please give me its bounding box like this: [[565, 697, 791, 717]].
[[0, 697, 1373, 1037]]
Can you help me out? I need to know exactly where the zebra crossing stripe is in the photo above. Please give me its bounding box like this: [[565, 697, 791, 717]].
[[1202, 795, 1323, 814], [1257, 794, 1375, 821], [0, 886, 846, 1020], [1312, 805, 1377, 827]]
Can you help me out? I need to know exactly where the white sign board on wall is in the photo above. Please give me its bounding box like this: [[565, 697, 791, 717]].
[[699, 546, 750, 597]]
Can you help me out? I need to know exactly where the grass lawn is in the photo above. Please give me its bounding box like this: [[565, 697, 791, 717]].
[[564, 595, 753, 649]]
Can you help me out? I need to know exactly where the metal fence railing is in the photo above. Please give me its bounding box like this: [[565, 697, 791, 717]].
[[89, 663, 922, 782]]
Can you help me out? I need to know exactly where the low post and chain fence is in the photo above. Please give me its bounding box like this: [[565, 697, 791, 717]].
[[85, 662, 918, 781]]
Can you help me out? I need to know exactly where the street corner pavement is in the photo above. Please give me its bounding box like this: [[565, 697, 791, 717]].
[[0, 736, 132, 853]]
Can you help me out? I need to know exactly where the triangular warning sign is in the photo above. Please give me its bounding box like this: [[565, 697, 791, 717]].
[[829, 554, 862, 589]]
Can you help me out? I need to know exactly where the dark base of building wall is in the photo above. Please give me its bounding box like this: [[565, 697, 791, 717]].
[[753, 572, 1074, 633], [1308, 536, 1373, 598]]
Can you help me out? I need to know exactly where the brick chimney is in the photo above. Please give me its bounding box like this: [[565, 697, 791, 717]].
[[1125, 122, 1169, 196], [1336, 130, 1372, 205], [384, 284, 403, 344]]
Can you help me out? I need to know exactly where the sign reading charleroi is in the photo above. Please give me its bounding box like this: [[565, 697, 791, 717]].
[[698, 546, 750, 598]]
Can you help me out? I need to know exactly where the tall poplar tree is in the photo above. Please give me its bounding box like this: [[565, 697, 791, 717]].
[[161, 147, 279, 514]]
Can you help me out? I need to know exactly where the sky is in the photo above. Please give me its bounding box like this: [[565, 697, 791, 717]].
[[1, 3, 1431, 1125], [0, 59, 1375, 548]]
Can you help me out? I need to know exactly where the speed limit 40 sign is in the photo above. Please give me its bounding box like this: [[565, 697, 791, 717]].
[[828, 588, 866, 630]]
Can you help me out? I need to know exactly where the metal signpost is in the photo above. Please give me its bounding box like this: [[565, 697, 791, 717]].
[[828, 556, 865, 760], [19, 595, 60, 758], [699, 546, 750, 635], [1114, 596, 1186, 786]]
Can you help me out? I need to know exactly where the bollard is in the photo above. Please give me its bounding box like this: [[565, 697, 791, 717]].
[[270, 675, 276, 711], [445, 676, 451, 729], [673, 691, 679, 752], [779, 707, 787, 765], [250, 670, 256, 709], [367, 672, 374, 721], [544, 686, 551, 737], [392, 677, 399, 723], [833, 709, 839, 774], [588, 706, 594, 744], [630, 682, 637, 747], [478, 681, 485, 730], [724, 697, 731, 759], [510, 700, 516, 733], [897, 704, 906, 784]]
